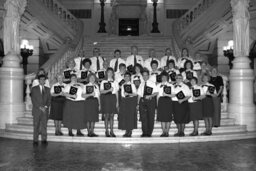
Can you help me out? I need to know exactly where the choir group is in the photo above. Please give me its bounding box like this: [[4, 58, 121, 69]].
[[31, 46, 224, 143]]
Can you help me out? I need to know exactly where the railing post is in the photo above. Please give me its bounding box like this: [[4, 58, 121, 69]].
[[98, 0, 107, 33], [151, 0, 160, 33]]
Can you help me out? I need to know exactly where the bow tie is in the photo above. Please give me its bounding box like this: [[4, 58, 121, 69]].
[[181, 58, 187, 61], [160, 84, 166, 88], [108, 81, 114, 83], [134, 75, 140, 78], [73, 84, 80, 87], [59, 85, 64, 88], [202, 85, 209, 88], [194, 61, 202, 65], [175, 85, 182, 88], [151, 73, 158, 75]]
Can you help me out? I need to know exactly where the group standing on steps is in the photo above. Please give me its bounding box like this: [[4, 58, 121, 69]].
[[30, 46, 224, 145]]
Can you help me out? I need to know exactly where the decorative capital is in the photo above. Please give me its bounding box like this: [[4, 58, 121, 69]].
[[4, 0, 27, 16], [231, 0, 250, 19]]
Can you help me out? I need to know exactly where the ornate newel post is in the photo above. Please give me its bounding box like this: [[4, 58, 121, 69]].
[[228, 0, 256, 131], [151, 0, 160, 33], [98, 0, 107, 33], [0, 0, 27, 129]]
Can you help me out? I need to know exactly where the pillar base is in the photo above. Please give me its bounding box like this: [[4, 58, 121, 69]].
[[228, 67, 256, 131], [0, 53, 24, 129]]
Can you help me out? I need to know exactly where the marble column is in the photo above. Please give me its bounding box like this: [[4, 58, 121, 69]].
[[0, 0, 27, 129], [228, 0, 256, 131]]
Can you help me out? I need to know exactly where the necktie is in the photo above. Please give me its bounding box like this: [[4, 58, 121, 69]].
[[114, 58, 118, 72], [41, 86, 45, 95], [143, 82, 147, 97], [97, 57, 100, 71], [166, 56, 169, 67], [134, 55, 137, 66]]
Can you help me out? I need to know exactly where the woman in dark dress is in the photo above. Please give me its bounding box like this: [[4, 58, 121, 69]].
[[209, 67, 224, 127], [63, 74, 86, 136], [100, 68, 119, 137], [49, 73, 66, 136], [188, 77, 205, 136], [118, 72, 138, 137], [173, 74, 191, 137], [82, 73, 100, 137], [201, 73, 217, 136], [156, 71, 175, 137]]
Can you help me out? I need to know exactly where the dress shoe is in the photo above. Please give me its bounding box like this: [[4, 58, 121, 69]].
[[55, 131, 59, 136], [141, 134, 147, 137], [201, 132, 209, 136], [174, 132, 180, 137], [189, 131, 198, 136], [91, 133, 98, 137], [77, 131, 84, 137], [110, 132, 116, 137], [160, 133, 165, 137], [41, 140, 48, 145], [179, 132, 185, 137], [33, 141, 39, 146], [105, 131, 111, 137], [59, 131, 63, 136], [69, 131, 74, 137], [146, 134, 152, 137], [165, 133, 169, 137]]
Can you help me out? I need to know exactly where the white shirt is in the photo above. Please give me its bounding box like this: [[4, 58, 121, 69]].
[[181, 69, 198, 81], [115, 71, 125, 87], [172, 82, 191, 101], [32, 79, 50, 88], [121, 82, 137, 98], [201, 82, 217, 95], [177, 57, 194, 69], [149, 70, 161, 84], [109, 58, 126, 72], [64, 83, 84, 101], [77, 69, 95, 79], [126, 55, 144, 67], [83, 82, 100, 98], [50, 82, 66, 95], [188, 85, 204, 103], [167, 68, 180, 82], [90, 56, 105, 72], [144, 57, 160, 71], [100, 79, 119, 94], [156, 82, 174, 97], [74, 57, 85, 71], [160, 56, 177, 68], [137, 80, 158, 97], [63, 68, 79, 78]]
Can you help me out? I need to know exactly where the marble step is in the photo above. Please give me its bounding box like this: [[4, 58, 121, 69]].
[[24, 111, 229, 119], [5, 124, 247, 135], [17, 118, 234, 127], [1, 129, 255, 144]]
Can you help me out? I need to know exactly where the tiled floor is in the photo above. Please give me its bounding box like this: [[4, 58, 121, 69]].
[[0, 138, 256, 171]]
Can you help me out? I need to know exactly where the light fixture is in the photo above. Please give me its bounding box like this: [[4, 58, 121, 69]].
[[20, 39, 34, 74], [223, 40, 234, 69]]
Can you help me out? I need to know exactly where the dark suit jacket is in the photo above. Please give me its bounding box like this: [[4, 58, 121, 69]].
[[31, 85, 51, 116]]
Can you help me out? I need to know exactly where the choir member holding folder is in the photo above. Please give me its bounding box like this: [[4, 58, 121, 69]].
[[188, 77, 205, 136], [156, 71, 175, 137], [118, 72, 138, 137], [63, 74, 86, 136], [100, 68, 119, 137], [63, 59, 78, 84], [78, 58, 94, 84], [82, 73, 100, 137], [166, 60, 180, 83], [131, 64, 143, 89], [201, 73, 217, 136], [181, 60, 198, 87], [173, 74, 191, 137], [49, 73, 66, 136], [137, 69, 158, 137]]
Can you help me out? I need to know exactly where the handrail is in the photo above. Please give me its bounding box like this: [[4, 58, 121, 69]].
[[24, 0, 84, 111], [178, 0, 217, 32]]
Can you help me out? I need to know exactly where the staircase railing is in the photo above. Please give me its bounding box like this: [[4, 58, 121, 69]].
[[24, 0, 84, 111]]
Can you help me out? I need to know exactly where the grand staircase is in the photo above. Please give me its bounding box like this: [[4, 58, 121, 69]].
[[82, 36, 181, 61], [1, 111, 255, 144]]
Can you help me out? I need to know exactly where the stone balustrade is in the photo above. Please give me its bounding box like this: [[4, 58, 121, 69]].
[[40, 0, 79, 32], [177, 0, 216, 33]]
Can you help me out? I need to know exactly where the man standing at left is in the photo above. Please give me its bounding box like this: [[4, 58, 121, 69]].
[[31, 74, 51, 146]]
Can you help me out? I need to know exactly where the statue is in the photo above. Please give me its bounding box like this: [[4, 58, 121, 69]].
[[231, 0, 250, 57], [3, 0, 27, 55]]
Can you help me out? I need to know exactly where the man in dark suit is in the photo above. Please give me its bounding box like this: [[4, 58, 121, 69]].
[[31, 75, 51, 146]]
